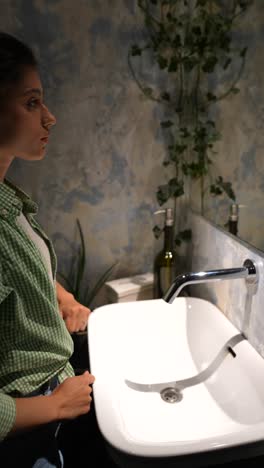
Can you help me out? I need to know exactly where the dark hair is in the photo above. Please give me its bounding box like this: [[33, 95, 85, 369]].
[[0, 32, 37, 95]]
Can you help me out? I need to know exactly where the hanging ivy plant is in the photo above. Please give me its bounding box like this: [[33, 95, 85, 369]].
[[129, 0, 253, 243]]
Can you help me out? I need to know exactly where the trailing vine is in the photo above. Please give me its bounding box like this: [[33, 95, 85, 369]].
[[129, 0, 253, 243]]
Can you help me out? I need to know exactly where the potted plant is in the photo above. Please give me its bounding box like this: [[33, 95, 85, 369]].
[[129, 0, 252, 244], [57, 218, 118, 309], [57, 218, 118, 372]]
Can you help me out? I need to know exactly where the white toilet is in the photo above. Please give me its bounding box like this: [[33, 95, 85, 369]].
[[104, 272, 154, 303]]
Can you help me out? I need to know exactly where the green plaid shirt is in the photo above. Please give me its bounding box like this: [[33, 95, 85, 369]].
[[0, 179, 74, 441]]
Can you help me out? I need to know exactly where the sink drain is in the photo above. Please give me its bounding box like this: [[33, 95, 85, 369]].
[[160, 387, 183, 403]]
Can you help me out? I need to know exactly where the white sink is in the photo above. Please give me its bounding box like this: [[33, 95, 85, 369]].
[[88, 297, 264, 465]]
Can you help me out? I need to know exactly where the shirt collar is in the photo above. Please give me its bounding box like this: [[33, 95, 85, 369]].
[[0, 178, 38, 220]]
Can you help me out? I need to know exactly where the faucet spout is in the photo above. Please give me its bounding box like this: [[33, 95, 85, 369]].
[[163, 258, 257, 304]]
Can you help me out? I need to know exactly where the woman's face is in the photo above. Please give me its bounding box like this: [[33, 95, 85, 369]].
[[0, 66, 56, 160]]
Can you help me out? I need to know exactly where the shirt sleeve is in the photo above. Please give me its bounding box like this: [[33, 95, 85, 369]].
[[0, 281, 13, 305], [0, 261, 14, 305], [0, 265, 16, 440], [0, 393, 16, 441]]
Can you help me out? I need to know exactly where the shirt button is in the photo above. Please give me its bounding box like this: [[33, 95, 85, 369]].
[[1, 209, 8, 217]]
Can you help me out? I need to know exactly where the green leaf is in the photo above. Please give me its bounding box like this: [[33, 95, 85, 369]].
[[240, 47, 248, 58], [215, 176, 236, 201], [85, 261, 119, 306], [74, 218, 86, 300], [202, 56, 218, 73], [175, 237, 182, 247], [157, 55, 168, 69], [192, 26, 202, 36], [166, 12, 173, 22], [179, 229, 192, 241], [206, 92, 217, 102], [238, 1, 253, 10], [160, 120, 174, 128], [131, 44, 142, 56], [223, 57, 231, 70], [195, 0, 208, 6], [168, 57, 178, 72], [157, 184, 170, 205], [172, 35, 182, 48], [210, 184, 222, 196], [143, 87, 154, 97], [168, 178, 184, 198], [182, 160, 208, 178], [153, 225, 163, 239], [206, 120, 215, 127], [161, 92, 170, 101], [230, 87, 240, 95], [183, 57, 198, 72], [173, 143, 187, 156], [175, 229, 192, 246], [180, 127, 190, 138]]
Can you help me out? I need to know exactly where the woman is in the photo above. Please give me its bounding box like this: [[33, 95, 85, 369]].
[[0, 32, 95, 467]]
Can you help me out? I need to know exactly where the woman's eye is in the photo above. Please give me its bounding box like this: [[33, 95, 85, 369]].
[[27, 99, 40, 109]]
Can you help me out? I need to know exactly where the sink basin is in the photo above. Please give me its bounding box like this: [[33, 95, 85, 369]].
[[88, 297, 264, 466]]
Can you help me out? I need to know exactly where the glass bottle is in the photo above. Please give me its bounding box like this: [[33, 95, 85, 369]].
[[153, 208, 177, 298], [228, 203, 239, 236]]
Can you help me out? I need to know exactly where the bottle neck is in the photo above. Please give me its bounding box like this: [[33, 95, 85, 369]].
[[164, 225, 174, 251], [229, 219, 238, 235]]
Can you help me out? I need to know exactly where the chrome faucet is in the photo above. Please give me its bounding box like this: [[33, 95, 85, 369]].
[[163, 258, 258, 304]]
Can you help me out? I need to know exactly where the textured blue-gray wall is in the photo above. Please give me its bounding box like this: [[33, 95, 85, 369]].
[[217, 0, 264, 253], [1, 1, 263, 306], [0, 0, 168, 306], [190, 211, 264, 360], [190, 0, 264, 253]]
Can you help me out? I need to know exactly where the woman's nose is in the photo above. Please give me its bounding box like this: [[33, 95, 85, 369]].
[[42, 104, 56, 129]]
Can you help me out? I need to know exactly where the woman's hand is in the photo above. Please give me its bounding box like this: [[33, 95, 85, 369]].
[[56, 281, 91, 333], [59, 295, 91, 333], [13, 371, 95, 434], [51, 371, 95, 420]]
